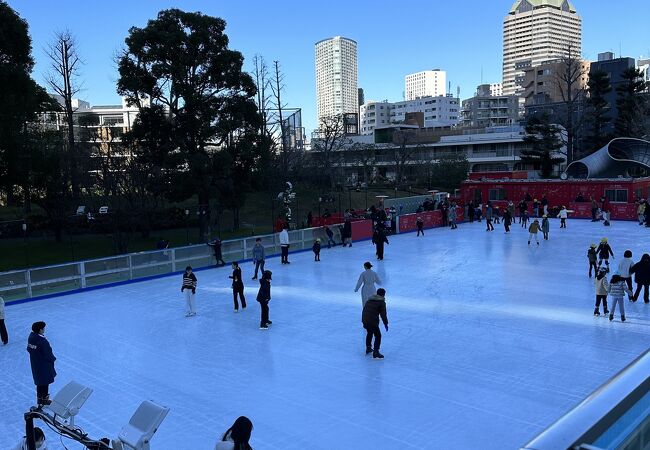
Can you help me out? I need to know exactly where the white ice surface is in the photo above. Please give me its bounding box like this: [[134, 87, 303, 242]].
[[1, 219, 649, 450]]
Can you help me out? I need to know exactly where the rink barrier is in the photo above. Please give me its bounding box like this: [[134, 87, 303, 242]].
[[520, 348, 650, 450], [0, 221, 382, 305]]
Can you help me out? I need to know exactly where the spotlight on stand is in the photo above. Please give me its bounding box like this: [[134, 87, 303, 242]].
[[45, 381, 93, 426], [112, 400, 170, 450]]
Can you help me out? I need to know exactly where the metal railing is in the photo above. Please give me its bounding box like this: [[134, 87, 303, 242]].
[[0, 226, 342, 303]]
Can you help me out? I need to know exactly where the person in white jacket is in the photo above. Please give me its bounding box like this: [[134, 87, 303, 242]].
[[0, 296, 8, 345], [12, 426, 47, 449], [617, 250, 635, 291], [558, 206, 568, 228], [355, 262, 382, 307], [215, 416, 253, 450], [279, 226, 290, 264]]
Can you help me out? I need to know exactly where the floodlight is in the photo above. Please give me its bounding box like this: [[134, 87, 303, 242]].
[[45, 381, 93, 426], [99, 206, 109, 214], [115, 400, 170, 450]]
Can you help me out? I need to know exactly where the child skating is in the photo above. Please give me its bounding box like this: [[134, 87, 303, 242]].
[[596, 238, 614, 271], [587, 244, 598, 277], [528, 219, 540, 245], [594, 266, 609, 316], [256, 270, 273, 329], [181, 266, 197, 317], [312, 239, 321, 261], [558, 206, 568, 228], [541, 215, 549, 240], [607, 274, 632, 322], [416, 217, 424, 236], [521, 211, 530, 228]]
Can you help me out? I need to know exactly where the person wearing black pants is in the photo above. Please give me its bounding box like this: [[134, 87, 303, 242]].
[[0, 297, 8, 345], [256, 271, 272, 329], [229, 262, 246, 312], [416, 217, 424, 236], [503, 209, 512, 233], [279, 226, 290, 264], [630, 253, 650, 303], [27, 321, 57, 406], [372, 227, 389, 260], [207, 238, 226, 266], [362, 288, 389, 359]]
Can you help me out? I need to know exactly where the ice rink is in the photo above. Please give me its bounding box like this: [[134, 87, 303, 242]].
[[1, 218, 649, 450]]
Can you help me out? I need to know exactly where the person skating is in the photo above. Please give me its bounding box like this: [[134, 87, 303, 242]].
[[468, 201, 475, 223], [617, 250, 634, 292], [521, 211, 530, 228], [362, 288, 389, 359], [596, 238, 614, 271], [590, 197, 599, 222], [493, 206, 501, 224], [630, 253, 650, 303], [343, 219, 353, 247], [558, 206, 568, 228], [637, 200, 646, 225], [312, 239, 321, 261], [215, 416, 253, 450], [324, 225, 336, 248], [507, 201, 515, 224], [594, 266, 610, 316], [541, 194, 549, 216], [354, 262, 382, 307], [372, 227, 389, 260], [27, 321, 56, 407], [0, 296, 8, 345], [608, 274, 632, 322], [449, 203, 458, 229], [485, 203, 494, 231], [251, 238, 265, 280], [541, 215, 550, 240], [256, 270, 273, 329], [11, 426, 47, 450], [528, 219, 540, 245], [416, 217, 424, 236], [181, 266, 197, 316], [518, 200, 527, 224], [229, 262, 246, 312], [587, 244, 598, 277], [503, 207, 512, 233], [207, 238, 226, 267], [279, 225, 290, 264]]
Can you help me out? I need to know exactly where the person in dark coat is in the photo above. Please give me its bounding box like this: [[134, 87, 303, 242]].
[[306, 211, 313, 228], [503, 208, 512, 233], [645, 200, 650, 227], [416, 217, 424, 236], [630, 253, 650, 303], [361, 288, 389, 359], [312, 239, 321, 261], [324, 225, 336, 248], [27, 321, 56, 406], [229, 262, 246, 312], [342, 219, 353, 247], [256, 271, 272, 329], [467, 201, 475, 223], [207, 238, 226, 267], [0, 296, 8, 345], [372, 227, 389, 260]]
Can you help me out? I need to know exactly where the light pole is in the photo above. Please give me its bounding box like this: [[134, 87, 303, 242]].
[[22, 222, 29, 268], [184, 209, 189, 245]]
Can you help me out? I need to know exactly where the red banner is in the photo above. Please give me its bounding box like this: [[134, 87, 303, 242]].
[[351, 220, 373, 240]]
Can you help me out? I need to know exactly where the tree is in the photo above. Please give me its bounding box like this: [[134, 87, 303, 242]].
[[351, 143, 376, 187], [615, 68, 648, 139], [117, 9, 259, 240], [311, 114, 350, 188], [522, 113, 565, 178], [391, 129, 418, 190], [429, 153, 470, 190], [45, 30, 84, 199], [583, 70, 612, 153]]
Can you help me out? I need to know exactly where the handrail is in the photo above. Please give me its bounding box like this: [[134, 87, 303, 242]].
[[520, 349, 650, 450]]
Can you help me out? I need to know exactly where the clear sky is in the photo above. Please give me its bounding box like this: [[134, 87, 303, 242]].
[[7, 0, 650, 135]]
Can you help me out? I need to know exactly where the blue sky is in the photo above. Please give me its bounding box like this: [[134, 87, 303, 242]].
[[7, 0, 650, 134]]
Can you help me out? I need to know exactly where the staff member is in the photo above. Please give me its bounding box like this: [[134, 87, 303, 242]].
[[27, 321, 56, 406]]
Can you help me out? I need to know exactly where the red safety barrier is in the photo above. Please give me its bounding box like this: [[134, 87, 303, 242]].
[[351, 220, 373, 240], [399, 208, 465, 233]]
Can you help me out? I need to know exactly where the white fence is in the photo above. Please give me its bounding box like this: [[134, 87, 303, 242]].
[[0, 226, 342, 303]]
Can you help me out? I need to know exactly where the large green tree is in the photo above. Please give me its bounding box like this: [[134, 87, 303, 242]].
[[117, 9, 259, 239], [521, 113, 565, 178], [615, 68, 648, 139], [583, 70, 613, 154], [429, 153, 470, 190]]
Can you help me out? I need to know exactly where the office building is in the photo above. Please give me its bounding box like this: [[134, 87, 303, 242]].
[[405, 70, 446, 101], [315, 36, 358, 124]]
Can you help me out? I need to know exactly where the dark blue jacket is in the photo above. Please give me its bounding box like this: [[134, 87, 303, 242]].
[[256, 278, 271, 302], [27, 332, 57, 386]]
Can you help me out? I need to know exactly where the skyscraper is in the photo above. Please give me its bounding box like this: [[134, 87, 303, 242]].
[[314, 36, 358, 124], [502, 0, 582, 95], [404, 70, 446, 101]]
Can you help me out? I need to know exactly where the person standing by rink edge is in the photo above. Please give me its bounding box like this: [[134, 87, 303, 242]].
[[181, 266, 197, 317], [0, 295, 8, 345], [251, 238, 265, 280], [355, 261, 382, 307], [279, 225, 290, 264], [362, 288, 389, 359], [27, 321, 56, 407], [257, 270, 273, 329], [229, 262, 246, 312], [207, 238, 226, 267]]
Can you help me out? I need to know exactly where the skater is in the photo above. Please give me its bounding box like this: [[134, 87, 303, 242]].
[[503, 207, 512, 233], [630, 253, 650, 303], [27, 321, 56, 406], [541, 194, 549, 216], [518, 199, 527, 224], [468, 201, 475, 223], [361, 288, 389, 359], [251, 238, 265, 280], [416, 217, 424, 236], [603, 209, 611, 226], [596, 238, 614, 271], [181, 266, 197, 316], [637, 200, 646, 225], [207, 238, 226, 267], [229, 262, 246, 312], [485, 203, 494, 231], [541, 215, 550, 240], [608, 274, 632, 322], [528, 219, 540, 245], [644, 200, 650, 227], [343, 219, 353, 247], [279, 225, 290, 264], [372, 227, 389, 260], [354, 262, 382, 307], [256, 270, 272, 329], [616, 250, 634, 291], [324, 225, 336, 248], [507, 201, 515, 224], [312, 239, 321, 261], [521, 210, 529, 228], [448, 203, 458, 229], [493, 206, 501, 224], [215, 416, 253, 450], [594, 266, 610, 316], [587, 244, 598, 277], [558, 206, 568, 228], [11, 426, 47, 450], [0, 295, 8, 345], [590, 197, 599, 221]]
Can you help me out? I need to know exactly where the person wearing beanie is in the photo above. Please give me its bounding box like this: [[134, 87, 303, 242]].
[[361, 288, 389, 359], [257, 270, 273, 329], [0, 296, 8, 345], [587, 244, 598, 278], [354, 262, 382, 307], [181, 266, 197, 317], [312, 239, 321, 261], [596, 238, 614, 271], [27, 321, 56, 406], [229, 262, 246, 312], [594, 266, 610, 316]]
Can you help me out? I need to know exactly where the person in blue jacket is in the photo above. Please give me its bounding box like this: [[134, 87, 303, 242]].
[[27, 321, 56, 406]]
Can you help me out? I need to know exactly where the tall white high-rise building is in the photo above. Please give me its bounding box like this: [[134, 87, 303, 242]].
[[315, 36, 358, 124], [404, 70, 446, 101], [502, 0, 582, 95]]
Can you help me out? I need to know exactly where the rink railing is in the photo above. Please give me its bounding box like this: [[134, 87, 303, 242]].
[[520, 348, 650, 450], [0, 226, 343, 303]]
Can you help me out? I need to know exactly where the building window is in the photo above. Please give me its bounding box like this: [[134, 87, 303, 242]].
[[489, 188, 506, 201], [605, 189, 628, 203]]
